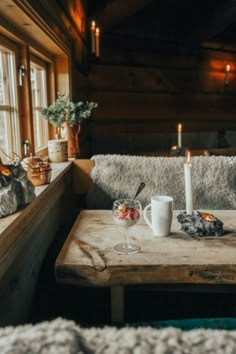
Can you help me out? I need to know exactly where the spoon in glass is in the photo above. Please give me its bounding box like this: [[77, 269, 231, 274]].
[[132, 182, 145, 201]]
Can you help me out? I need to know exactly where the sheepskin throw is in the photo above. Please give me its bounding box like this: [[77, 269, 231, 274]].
[[86, 154, 236, 210], [0, 318, 89, 354], [2, 317, 236, 354]]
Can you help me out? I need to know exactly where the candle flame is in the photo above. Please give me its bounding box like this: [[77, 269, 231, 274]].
[[95, 27, 100, 35], [91, 21, 96, 30], [186, 151, 191, 164], [201, 213, 216, 222], [177, 123, 182, 132], [225, 64, 231, 72]]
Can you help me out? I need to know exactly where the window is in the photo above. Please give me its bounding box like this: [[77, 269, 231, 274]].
[[30, 58, 49, 152], [0, 44, 20, 161], [0, 3, 70, 161]]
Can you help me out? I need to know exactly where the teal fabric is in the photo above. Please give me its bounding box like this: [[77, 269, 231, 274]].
[[133, 318, 236, 330]]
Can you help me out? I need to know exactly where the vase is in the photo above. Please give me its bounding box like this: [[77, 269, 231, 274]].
[[62, 121, 81, 158], [48, 139, 68, 162]]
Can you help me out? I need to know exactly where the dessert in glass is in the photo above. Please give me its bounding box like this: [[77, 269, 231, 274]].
[[112, 199, 142, 254]]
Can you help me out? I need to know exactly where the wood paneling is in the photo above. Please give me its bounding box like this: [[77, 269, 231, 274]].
[[72, 159, 94, 194], [91, 92, 236, 121], [0, 163, 73, 325], [90, 120, 236, 134], [89, 64, 236, 93], [87, 48, 236, 155], [90, 0, 153, 31]]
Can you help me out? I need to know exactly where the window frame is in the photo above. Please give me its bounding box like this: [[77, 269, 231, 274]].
[[0, 33, 55, 159], [0, 3, 71, 159], [0, 35, 21, 160], [30, 54, 50, 154]]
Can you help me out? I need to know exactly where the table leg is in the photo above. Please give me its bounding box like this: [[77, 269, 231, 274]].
[[111, 286, 124, 323]]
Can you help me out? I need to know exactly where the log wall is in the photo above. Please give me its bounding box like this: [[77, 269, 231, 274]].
[[83, 46, 236, 156]]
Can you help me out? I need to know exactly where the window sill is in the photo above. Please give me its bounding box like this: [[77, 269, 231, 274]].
[[0, 161, 72, 238]]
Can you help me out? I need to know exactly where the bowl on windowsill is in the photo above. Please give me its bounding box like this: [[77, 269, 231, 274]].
[[25, 157, 51, 186]]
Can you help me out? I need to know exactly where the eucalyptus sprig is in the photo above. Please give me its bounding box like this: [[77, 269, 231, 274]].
[[42, 93, 98, 127]]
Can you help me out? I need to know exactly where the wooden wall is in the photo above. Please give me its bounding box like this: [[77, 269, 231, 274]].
[[0, 165, 73, 326], [11, 1, 236, 157], [83, 45, 236, 156]]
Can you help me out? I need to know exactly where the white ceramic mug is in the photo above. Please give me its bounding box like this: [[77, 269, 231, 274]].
[[143, 196, 173, 236]]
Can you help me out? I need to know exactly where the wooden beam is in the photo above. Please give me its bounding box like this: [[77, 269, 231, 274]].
[[191, 0, 236, 43], [90, 0, 153, 31]]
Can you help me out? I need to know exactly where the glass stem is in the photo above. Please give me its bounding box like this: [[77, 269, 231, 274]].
[[125, 226, 130, 248]]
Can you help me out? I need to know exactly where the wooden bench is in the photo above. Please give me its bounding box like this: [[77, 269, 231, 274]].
[[72, 147, 236, 196]]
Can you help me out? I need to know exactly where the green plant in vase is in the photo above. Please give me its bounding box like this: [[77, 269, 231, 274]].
[[42, 93, 98, 157]]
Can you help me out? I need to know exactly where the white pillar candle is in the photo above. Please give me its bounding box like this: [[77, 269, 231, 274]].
[[184, 151, 193, 215], [91, 21, 96, 54], [177, 123, 182, 148], [95, 27, 100, 57]]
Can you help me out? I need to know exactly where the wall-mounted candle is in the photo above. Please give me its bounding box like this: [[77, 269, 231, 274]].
[[177, 123, 182, 148], [95, 27, 100, 57], [91, 21, 96, 53], [184, 151, 193, 215], [225, 64, 231, 86]]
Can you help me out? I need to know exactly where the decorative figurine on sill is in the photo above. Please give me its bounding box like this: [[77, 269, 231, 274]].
[[0, 150, 36, 218]]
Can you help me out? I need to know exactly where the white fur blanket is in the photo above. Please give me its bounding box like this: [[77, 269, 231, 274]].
[[1, 317, 236, 354], [86, 154, 236, 210]]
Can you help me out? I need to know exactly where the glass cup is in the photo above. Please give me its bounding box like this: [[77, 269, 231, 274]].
[[112, 199, 142, 255]]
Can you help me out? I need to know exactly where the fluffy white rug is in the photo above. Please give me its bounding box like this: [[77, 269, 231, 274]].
[[83, 325, 236, 354], [1, 318, 236, 354], [86, 154, 236, 210], [0, 318, 89, 354]]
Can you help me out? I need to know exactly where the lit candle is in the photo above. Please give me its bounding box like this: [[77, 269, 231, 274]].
[[95, 27, 100, 57], [177, 123, 182, 148], [184, 151, 193, 215], [225, 64, 231, 86], [91, 21, 96, 54]]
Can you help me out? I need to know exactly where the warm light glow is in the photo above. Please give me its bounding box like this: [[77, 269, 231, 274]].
[[95, 27, 100, 36], [91, 21, 96, 31], [177, 123, 182, 132], [225, 64, 231, 72], [201, 213, 216, 222], [91, 21, 96, 54], [186, 151, 191, 164], [225, 64, 231, 85]]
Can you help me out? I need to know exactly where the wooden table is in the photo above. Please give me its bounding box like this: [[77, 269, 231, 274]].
[[55, 210, 236, 323]]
